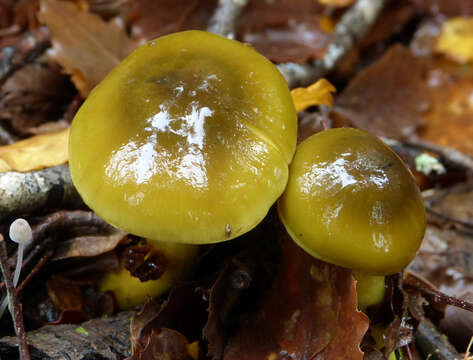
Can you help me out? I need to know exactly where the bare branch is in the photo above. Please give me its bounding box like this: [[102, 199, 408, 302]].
[[278, 0, 387, 88], [207, 0, 248, 38], [0, 165, 82, 222], [0, 235, 30, 360], [0, 27, 50, 84]]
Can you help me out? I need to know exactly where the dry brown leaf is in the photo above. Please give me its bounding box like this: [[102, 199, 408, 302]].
[[38, 0, 137, 97], [333, 44, 430, 140], [52, 229, 127, 260], [237, 0, 331, 63], [0, 128, 69, 172], [291, 78, 336, 113], [223, 238, 369, 360], [436, 17, 473, 64], [131, 0, 216, 41]]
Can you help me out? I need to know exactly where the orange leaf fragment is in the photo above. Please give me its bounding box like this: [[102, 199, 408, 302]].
[[291, 78, 336, 113], [318, 0, 354, 7], [38, 0, 137, 97], [224, 238, 369, 360], [436, 17, 473, 64], [0, 128, 69, 172]]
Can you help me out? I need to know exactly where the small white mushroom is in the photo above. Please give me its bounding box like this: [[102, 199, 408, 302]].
[[0, 218, 32, 318]]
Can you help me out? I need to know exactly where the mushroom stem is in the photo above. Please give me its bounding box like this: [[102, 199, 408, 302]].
[[99, 239, 199, 310], [353, 271, 386, 310]]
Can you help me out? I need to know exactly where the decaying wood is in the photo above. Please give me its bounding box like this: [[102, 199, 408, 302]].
[[278, 0, 386, 88], [207, 0, 248, 38], [0, 311, 132, 360], [416, 318, 460, 360], [0, 235, 30, 360], [0, 165, 82, 222]]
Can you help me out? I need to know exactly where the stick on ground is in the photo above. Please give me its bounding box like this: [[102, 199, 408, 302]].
[[0, 234, 30, 360], [278, 0, 387, 88]]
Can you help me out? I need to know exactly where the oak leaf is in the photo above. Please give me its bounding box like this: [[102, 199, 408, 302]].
[[38, 0, 137, 97]]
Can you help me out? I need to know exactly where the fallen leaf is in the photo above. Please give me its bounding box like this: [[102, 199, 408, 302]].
[[420, 72, 473, 156], [317, 0, 354, 7], [128, 328, 195, 360], [0, 127, 69, 172], [47, 275, 84, 313], [237, 0, 331, 63], [38, 0, 137, 97], [223, 237, 369, 360], [130, 286, 208, 356], [0, 62, 75, 136], [52, 228, 127, 260], [131, 0, 216, 40], [291, 78, 336, 112], [436, 17, 473, 64], [333, 44, 430, 139]]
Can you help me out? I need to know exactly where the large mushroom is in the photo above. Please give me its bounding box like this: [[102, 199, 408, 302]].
[[69, 30, 298, 308], [278, 128, 426, 308]]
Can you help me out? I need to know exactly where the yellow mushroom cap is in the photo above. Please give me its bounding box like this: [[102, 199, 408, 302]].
[[278, 128, 426, 275], [69, 31, 297, 244]]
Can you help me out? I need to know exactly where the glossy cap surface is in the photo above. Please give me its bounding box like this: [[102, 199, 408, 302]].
[[278, 128, 426, 275], [69, 30, 297, 244]]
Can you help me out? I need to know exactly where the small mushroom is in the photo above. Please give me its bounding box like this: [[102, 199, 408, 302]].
[[278, 128, 426, 308], [0, 218, 32, 317], [69, 31, 297, 308]]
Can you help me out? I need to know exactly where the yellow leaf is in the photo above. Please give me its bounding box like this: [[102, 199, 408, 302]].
[[436, 17, 473, 64], [318, 0, 354, 7], [291, 79, 336, 113], [0, 128, 69, 172]]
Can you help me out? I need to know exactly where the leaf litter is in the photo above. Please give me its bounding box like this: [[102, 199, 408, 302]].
[[0, 0, 473, 359]]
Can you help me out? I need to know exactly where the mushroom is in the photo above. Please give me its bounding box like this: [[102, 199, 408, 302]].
[[0, 218, 32, 317], [278, 128, 426, 308], [69, 31, 297, 308]]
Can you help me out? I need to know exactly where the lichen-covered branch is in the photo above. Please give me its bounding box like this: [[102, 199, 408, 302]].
[[0, 165, 82, 222], [207, 0, 248, 38], [0, 311, 132, 359], [278, 0, 386, 88]]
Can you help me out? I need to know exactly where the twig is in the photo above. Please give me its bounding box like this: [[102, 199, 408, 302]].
[[207, 0, 248, 38], [404, 272, 473, 312], [416, 318, 459, 360], [0, 124, 16, 145], [278, 0, 386, 88], [425, 205, 473, 229], [382, 137, 473, 174], [405, 138, 473, 173], [0, 165, 82, 222], [16, 249, 52, 294], [0, 27, 50, 84], [0, 235, 30, 360]]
